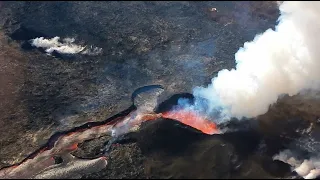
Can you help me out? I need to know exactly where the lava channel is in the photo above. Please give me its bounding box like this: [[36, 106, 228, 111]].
[[0, 108, 219, 178]]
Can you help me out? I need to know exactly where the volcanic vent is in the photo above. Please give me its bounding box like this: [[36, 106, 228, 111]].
[[1, 1, 320, 179]]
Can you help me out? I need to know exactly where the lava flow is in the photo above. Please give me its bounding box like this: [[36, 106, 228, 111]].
[[0, 103, 219, 178], [161, 109, 220, 135]]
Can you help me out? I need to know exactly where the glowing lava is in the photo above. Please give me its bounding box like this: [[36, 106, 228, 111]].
[[161, 110, 220, 135], [66, 143, 79, 151], [0, 106, 219, 178]]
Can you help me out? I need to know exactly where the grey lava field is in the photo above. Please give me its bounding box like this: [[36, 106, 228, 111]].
[[1, 1, 320, 179]]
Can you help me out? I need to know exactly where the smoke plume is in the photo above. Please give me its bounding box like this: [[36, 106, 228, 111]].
[[190, 2, 320, 122]]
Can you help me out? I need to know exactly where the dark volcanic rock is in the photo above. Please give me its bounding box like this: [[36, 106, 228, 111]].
[[81, 143, 147, 179], [0, 1, 294, 179], [80, 118, 292, 179]]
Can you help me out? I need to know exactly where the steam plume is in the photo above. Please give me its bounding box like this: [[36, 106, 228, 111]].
[[191, 2, 320, 121], [273, 149, 320, 179], [30, 37, 103, 56]]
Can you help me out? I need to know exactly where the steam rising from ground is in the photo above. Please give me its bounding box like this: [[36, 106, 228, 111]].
[[30, 37, 102, 55], [190, 2, 320, 122], [273, 149, 320, 179], [272, 123, 320, 179]]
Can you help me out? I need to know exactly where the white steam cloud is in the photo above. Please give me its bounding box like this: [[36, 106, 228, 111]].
[[273, 149, 320, 179], [192, 2, 320, 121], [30, 36, 103, 56]]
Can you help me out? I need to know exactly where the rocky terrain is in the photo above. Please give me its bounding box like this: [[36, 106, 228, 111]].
[[1, 1, 320, 179]]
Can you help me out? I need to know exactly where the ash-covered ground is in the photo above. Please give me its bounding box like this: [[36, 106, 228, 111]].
[[1, 1, 319, 179]]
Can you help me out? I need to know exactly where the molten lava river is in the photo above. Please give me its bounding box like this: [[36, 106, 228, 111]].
[[0, 107, 219, 179]]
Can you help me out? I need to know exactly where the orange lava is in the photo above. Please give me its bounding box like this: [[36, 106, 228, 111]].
[[161, 110, 219, 135], [66, 143, 78, 151]]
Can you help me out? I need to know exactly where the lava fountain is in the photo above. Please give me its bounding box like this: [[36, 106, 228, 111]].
[[161, 109, 220, 135]]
